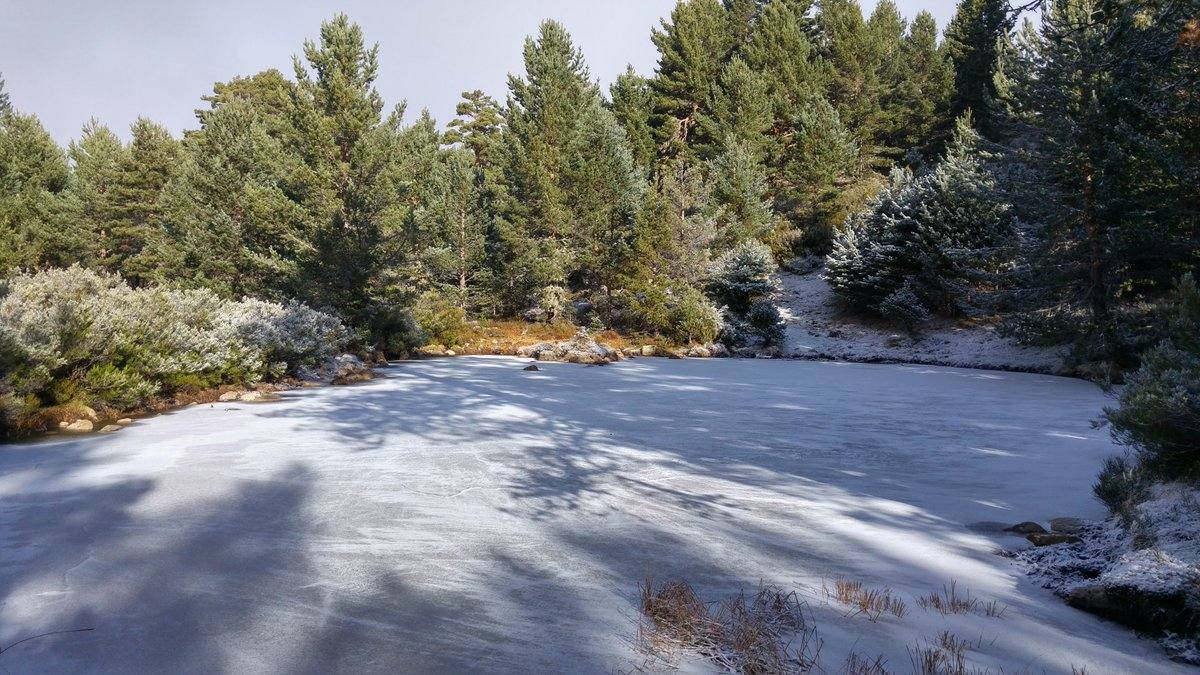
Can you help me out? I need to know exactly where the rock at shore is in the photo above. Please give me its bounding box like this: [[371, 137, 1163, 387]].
[[297, 354, 373, 385], [516, 330, 621, 365]]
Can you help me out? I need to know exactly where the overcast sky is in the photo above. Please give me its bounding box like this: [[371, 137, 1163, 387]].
[[0, 0, 959, 145]]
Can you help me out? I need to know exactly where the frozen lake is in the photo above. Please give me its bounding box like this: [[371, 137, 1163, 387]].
[[0, 356, 1182, 673]]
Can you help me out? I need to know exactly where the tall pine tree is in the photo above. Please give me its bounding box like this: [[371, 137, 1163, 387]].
[[943, 0, 1012, 137]]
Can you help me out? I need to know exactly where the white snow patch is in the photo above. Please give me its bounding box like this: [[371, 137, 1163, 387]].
[[778, 269, 1067, 374]]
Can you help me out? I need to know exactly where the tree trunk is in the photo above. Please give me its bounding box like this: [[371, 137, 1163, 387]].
[[1081, 158, 1108, 325]]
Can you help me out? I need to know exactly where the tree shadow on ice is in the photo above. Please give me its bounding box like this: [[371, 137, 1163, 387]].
[[0, 462, 576, 673]]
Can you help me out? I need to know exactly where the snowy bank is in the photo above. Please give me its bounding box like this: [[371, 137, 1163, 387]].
[[1015, 483, 1200, 663], [779, 269, 1067, 374]]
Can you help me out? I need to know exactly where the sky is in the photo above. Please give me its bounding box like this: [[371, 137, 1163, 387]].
[[0, 0, 959, 145]]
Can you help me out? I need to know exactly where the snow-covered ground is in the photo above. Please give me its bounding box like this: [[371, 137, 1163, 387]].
[[0, 357, 1182, 673], [779, 270, 1067, 374]]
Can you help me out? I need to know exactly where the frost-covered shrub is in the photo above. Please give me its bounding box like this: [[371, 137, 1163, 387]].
[[877, 282, 931, 332], [1094, 455, 1154, 519], [534, 285, 572, 324], [223, 298, 347, 367], [117, 285, 262, 386], [413, 291, 469, 348], [667, 287, 721, 345], [826, 118, 1014, 323], [746, 300, 785, 346], [708, 240, 778, 314], [0, 266, 350, 432], [1104, 274, 1200, 481], [707, 240, 784, 347]]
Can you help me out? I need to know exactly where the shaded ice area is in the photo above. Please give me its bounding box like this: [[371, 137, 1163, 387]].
[[779, 269, 1066, 374], [0, 357, 1182, 673]]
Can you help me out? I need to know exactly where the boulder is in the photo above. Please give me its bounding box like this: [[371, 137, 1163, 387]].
[[1049, 517, 1084, 534], [445, 350, 456, 356], [523, 364, 540, 372], [1066, 585, 1114, 614], [708, 343, 730, 358], [686, 345, 712, 358], [1004, 521, 1047, 534], [238, 390, 280, 402], [79, 406, 98, 421], [622, 347, 640, 358], [99, 424, 122, 433], [522, 307, 548, 323], [1026, 532, 1081, 546], [295, 354, 371, 383], [218, 391, 242, 402], [517, 342, 554, 358], [641, 345, 655, 357], [517, 330, 621, 365], [116, 418, 133, 425], [63, 419, 94, 433]]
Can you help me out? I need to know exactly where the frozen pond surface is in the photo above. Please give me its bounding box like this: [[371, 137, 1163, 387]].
[[0, 356, 1184, 673]]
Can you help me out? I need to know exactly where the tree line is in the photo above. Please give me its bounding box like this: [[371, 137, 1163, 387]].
[[0, 0, 990, 351], [0, 0, 1196, 364]]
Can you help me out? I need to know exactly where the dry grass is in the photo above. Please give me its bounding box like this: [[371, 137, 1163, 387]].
[[981, 599, 1008, 618], [636, 578, 820, 674], [823, 576, 908, 622], [449, 320, 662, 356], [916, 581, 979, 616], [843, 651, 891, 674], [909, 632, 976, 675], [909, 639, 966, 675], [907, 631, 1014, 675]]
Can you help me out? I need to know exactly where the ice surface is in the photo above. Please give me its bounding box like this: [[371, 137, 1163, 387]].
[[0, 357, 1181, 672]]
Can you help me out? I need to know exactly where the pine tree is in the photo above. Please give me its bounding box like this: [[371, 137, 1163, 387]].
[[608, 67, 658, 173], [1003, 0, 1115, 332], [494, 20, 603, 312], [708, 141, 773, 251], [0, 73, 10, 116], [0, 111, 76, 270], [106, 118, 180, 284], [65, 120, 125, 267], [564, 101, 646, 294], [866, 0, 908, 162], [943, 0, 1012, 137], [776, 96, 859, 249], [417, 148, 489, 307], [655, 158, 720, 289], [650, 0, 737, 162], [698, 57, 773, 161], [739, 0, 822, 117], [998, 0, 1198, 363], [827, 116, 1013, 320], [200, 70, 299, 144], [291, 13, 407, 334], [443, 90, 504, 167], [891, 11, 954, 158], [816, 0, 886, 163], [155, 98, 310, 299]]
